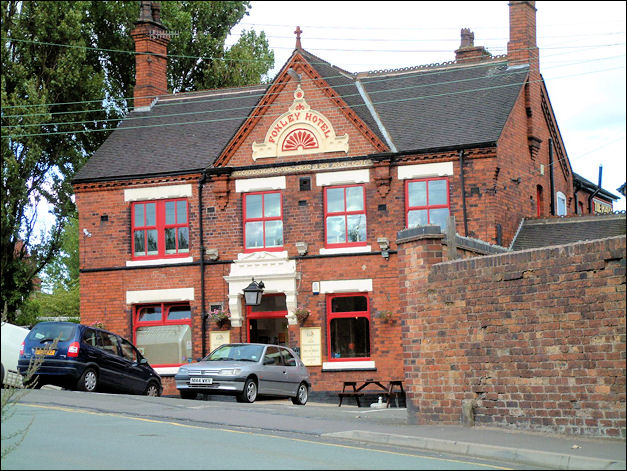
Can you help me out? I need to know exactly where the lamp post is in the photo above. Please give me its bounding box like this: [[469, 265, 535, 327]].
[[243, 278, 264, 306]]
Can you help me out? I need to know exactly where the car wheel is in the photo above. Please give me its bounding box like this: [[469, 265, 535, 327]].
[[291, 382, 309, 405], [237, 378, 257, 403], [144, 381, 161, 397], [179, 390, 197, 400], [77, 367, 98, 392]]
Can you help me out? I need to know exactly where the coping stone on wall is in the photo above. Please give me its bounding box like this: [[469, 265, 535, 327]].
[[397, 225, 444, 244]]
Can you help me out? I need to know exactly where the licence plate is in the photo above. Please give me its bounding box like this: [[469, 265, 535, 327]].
[[190, 377, 213, 384], [34, 348, 56, 356]]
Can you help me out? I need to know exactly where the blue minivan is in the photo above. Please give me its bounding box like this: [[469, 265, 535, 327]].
[[18, 322, 161, 396]]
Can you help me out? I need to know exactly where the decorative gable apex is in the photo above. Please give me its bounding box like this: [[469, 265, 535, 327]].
[[252, 85, 349, 160]]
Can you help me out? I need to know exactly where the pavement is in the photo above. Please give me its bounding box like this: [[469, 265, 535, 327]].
[[256, 398, 627, 470], [17, 388, 627, 469]]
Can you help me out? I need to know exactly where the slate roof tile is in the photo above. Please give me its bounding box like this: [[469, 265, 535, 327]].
[[74, 51, 528, 183], [510, 214, 626, 251]]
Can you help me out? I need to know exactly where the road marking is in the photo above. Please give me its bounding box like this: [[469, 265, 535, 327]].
[[16, 403, 511, 469]]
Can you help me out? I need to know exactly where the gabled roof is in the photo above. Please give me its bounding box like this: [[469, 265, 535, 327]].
[[73, 50, 529, 184], [573, 172, 620, 201], [510, 213, 626, 251], [73, 86, 267, 182]]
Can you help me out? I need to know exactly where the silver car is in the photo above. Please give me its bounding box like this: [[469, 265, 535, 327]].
[[175, 343, 310, 405]]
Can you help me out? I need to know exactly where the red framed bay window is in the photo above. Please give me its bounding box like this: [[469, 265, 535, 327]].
[[405, 177, 450, 231], [132, 199, 189, 259], [133, 303, 192, 367], [243, 191, 283, 251], [324, 185, 367, 248], [327, 294, 371, 361]]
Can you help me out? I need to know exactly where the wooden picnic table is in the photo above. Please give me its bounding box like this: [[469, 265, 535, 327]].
[[338, 378, 404, 407]]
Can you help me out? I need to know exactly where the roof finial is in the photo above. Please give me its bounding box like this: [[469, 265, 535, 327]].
[[294, 26, 303, 49]]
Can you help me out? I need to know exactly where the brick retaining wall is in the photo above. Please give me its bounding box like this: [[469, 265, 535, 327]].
[[398, 235, 626, 437]]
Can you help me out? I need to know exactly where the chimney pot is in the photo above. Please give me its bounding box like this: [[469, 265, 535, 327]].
[[460, 28, 474, 48], [131, 1, 170, 110]]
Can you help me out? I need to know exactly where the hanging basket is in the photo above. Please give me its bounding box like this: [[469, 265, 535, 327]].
[[375, 310, 395, 324], [294, 307, 310, 325]]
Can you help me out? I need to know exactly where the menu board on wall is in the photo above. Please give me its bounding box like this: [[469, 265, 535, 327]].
[[299, 327, 322, 366], [210, 331, 230, 354]]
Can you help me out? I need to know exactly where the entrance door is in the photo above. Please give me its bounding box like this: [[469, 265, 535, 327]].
[[247, 294, 289, 346]]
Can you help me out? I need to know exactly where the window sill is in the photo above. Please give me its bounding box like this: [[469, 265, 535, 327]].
[[322, 360, 375, 371], [126, 256, 193, 267], [319, 246, 371, 256]]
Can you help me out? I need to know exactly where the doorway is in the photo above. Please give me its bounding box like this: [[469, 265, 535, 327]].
[[246, 294, 289, 346]]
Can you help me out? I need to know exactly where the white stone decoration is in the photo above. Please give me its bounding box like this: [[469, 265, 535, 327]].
[[252, 85, 349, 160], [235, 176, 286, 193], [321, 360, 376, 371], [224, 251, 299, 327], [124, 183, 192, 202], [126, 287, 194, 305], [126, 256, 193, 267], [318, 279, 373, 293], [315, 168, 370, 187], [397, 162, 454, 180]]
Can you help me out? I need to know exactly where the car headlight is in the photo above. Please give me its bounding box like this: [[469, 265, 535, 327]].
[[178, 367, 189, 375], [219, 368, 241, 376]]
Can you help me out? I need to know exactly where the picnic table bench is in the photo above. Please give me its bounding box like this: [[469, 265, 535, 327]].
[[338, 379, 404, 407]]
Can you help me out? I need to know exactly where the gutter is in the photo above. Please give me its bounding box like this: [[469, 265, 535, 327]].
[[549, 138, 555, 215], [459, 150, 469, 236], [587, 165, 603, 214], [198, 170, 208, 357]]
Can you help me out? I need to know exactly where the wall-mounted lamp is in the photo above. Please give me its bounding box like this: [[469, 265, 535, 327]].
[[377, 237, 390, 260], [243, 278, 265, 306], [83, 228, 92, 238], [206, 248, 219, 261], [295, 241, 308, 256]]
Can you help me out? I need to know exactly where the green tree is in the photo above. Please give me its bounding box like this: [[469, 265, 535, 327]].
[[1, 1, 273, 323], [34, 216, 80, 321]]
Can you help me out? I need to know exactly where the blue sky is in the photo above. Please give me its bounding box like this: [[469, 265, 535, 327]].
[[229, 1, 626, 210]]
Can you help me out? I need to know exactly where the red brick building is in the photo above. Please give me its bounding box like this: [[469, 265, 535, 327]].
[[73, 1, 584, 397]]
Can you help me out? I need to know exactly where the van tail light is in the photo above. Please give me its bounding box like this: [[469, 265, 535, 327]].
[[20, 341, 24, 355], [68, 341, 80, 358]]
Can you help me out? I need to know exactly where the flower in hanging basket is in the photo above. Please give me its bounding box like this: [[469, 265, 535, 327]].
[[210, 308, 231, 326], [375, 310, 395, 324], [294, 306, 310, 324], [90, 321, 106, 329]]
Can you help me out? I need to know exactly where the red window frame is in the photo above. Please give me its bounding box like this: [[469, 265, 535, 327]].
[[326, 293, 371, 362], [133, 302, 192, 368], [323, 184, 367, 248], [243, 191, 284, 252], [131, 199, 189, 260], [405, 177, 450, 228], [245, 294, 288, 343]]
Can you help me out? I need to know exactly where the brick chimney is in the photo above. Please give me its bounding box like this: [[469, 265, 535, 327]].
[[508, 1, 542, 159], [507, 1, 539, 76], [455, 28, 492, 64], [130, 1, 170, 110]]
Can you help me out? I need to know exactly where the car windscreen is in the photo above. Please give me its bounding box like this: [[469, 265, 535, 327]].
[[29, 323, 76, 343], [204, 344, 264, 362]]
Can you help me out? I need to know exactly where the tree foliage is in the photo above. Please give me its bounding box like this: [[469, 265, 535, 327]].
[[1, 1, 274, 323]]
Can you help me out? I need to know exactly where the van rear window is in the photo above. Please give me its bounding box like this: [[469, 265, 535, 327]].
[[30, 324, 76, 343]]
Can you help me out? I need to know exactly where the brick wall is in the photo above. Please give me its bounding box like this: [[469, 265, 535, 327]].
[[398, 234, 626, 437]]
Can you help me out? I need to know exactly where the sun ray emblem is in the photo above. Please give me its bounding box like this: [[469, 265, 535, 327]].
[[282, 128, 319, 151]]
